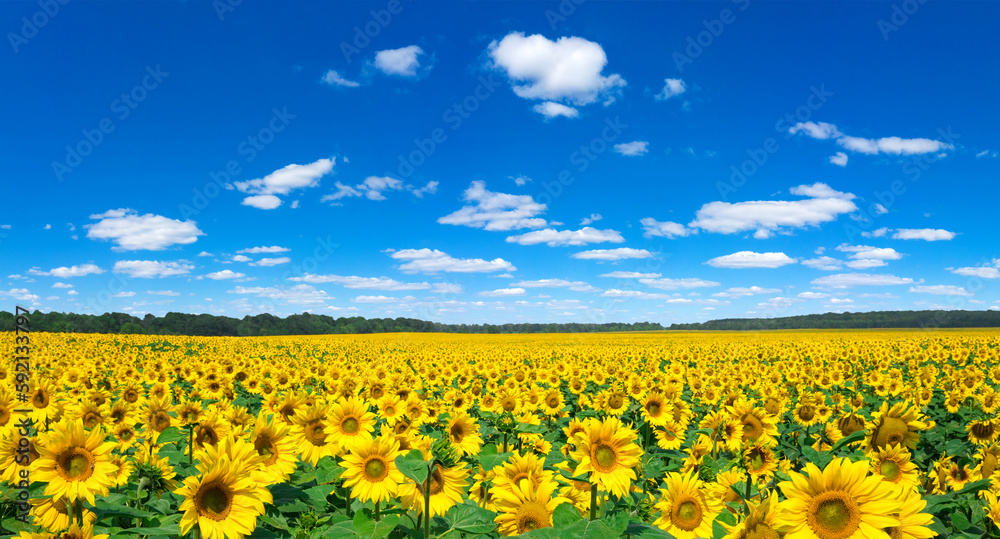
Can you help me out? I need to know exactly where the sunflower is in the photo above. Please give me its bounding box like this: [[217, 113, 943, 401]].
[[973, 443, 1000, 481], [249, 411, 298, 484], [377, 394, 405, 425], [793, 401, 823, 428], [493, 477, 569, 536], [729, 399, 779, 445], [709, 469, 746, 514], [141, 394, 175, 437], [326, 396, 376, 453], [721, 493, 783, 539], [653, 472, 723, 539], [943, 461, 973, 491], [883, 487, 936, 539], [13, 522, 109, 539], [743, 440, 778, 481], [986, 491, 1000, 530], [30, 495, 97, 533], [31, 420, 117, 505], [340, 432, 404, 503], [133, 445, 180, 496], [446, 412, 483, 457], [968, 417, 999, 446], [400, 462, 468, 517], [470, 464, 497, 511], [0, 429, 39, 484], [642, 392, 670, 426], [175, 398, 203, 426], [868, 445, 920, 492], [775, 457, 902, 539], [193, 412, 232, 452], [655, 422, 686, 451], [569, 416, 643, 499], [176, 455, 268, 539], [492, 451, 554, 492], [865, 402, 928, 453], [541, 389, 565, 417]]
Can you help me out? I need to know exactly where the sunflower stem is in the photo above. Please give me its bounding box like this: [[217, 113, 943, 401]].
[[345, 487, 352, 517], [423, 461, 433, 539], [375, 501, 380, 522], [188, 424, 195, 467], [742, 475, 753, 516], [502, 433, 508, 454], [589, 483, 598, 520], [74, 499, 83, 528]]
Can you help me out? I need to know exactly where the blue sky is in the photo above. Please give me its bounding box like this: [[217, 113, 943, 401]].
[[3, 0, 999, 324]]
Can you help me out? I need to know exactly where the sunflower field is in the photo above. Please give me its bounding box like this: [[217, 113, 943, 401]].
[[2, 330, 1000, 539]]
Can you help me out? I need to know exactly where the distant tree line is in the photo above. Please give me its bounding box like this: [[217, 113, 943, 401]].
[[0, 310, 665, 336], [668, 310, 1000, 330]]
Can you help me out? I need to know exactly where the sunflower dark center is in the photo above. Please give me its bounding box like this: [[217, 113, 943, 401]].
[[673, 499, 702, 531], [341, 417, 360, 435], [594, 444, 617, 470], [198, 482, 233, 521], [809, 492, 859, 539], [254, 434, 279, 465], [364, 457, 388, 481], [515, 501, 550, 533], [33, 390, 49, 408], [874, 417, 908, 449], [57, 448, 94, 481], [879, 460, 901, 481]]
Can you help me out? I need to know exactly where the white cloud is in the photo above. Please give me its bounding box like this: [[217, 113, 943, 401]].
[[639, 277, 720, 290], [233, 158, 334, 209], [320, 70, 360, 87], [514, 279, 598, 292], [873, 205, 889, 215], [829, 152, 848, 166], [579, 213, 602, 226], [845, 259, 887, 270], [712, 286, 782, 299], [288, 274, 433, 291], [505, 227, 623, 247], [147, 290, 181, 296], [949, 265, 1000, 279], [374, 45, 425, 77], [113, 260, 195, 278], [232, 255, 252, 263], [321, 176, 409, 204], [656, 78, 686, 100], [487, 32, 625, 107], [639, 218, 690, 239], [206, 270, 246, 280], [892, 228, 956, 241], [533, 101, 579, 119], [510, 175, 531, 187], [600, 289, 673, 300], [238, 246, 290, 254], [389, 248, 516, 273], [85, 209, 204, 251], [411, 181, 438, 198], [835, 244, 902, 260], [30, 264, 104, 278], [862, 227, 890, 238], [479, 287, 526, 297], [797, 292, 829, 299], [51, 282, 73, 288], [432, 283, 463, 294], [706, 251, 796, 269], [599, 271, 661, 279], [438, 181, 547, 231], [111, 291, 136, 298], [352, 295, 416, 303], [229, 284, 331, 305], [802, 257, 843, 271], [689, 183, 857, 238], [197, 251, 213, 257], [571, 248, 653, 261], [976, 150, 998, 158], [909, 285, 972, 296], [790, 121, 953, 155], [810, 273, 914, 288], [613, 141, 649, 156], [250, 257, 291, 267]]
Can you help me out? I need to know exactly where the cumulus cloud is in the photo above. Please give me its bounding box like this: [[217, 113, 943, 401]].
[[289, 275, 435, 291], [909, 285, 972, 296], [613, 141, 649, 156], [250, 257, 291, 267], [892, 228, 956, 241], [320, 70, 360, 87], [85, 209, 204, 251], [656, 78, 686, 100], [113, 260, 195, 278], [689, 183, 857, 239], [505, 227, 623, 247], [639, 277, 720, 290], [571, 248, 653, 261], [374, 45, 426, 77], [29, 264, 104, 278], [438, 181, 547, 231], [706, 251, 797, 269], [579, 213, 602, 226], [599, 271, 661, 279], [789, 121, 953, 156], [712, 286, 782, 299], [233, 158, 335, 209], [835, 244, 903, 261], [639, 218, 690, 239], [802, 257, 843, 271], [389, 248, 516, 273], [480, 287, 527, 297], [205, 270, 246, 280], [829, 152, 848, 166], [514, 279, 599, 292], [237, 246, 289, 254], [533, 101, 579, 119], [949, 264, 1000, 279], [321, 176, 413, 204], [845, 259, 887, 270], [487, 32, 625, 113], [352, 295, 417, 303], [810, 273, 914, 288], [600, 289, 673, 300], [230, 284, 332, 306]]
